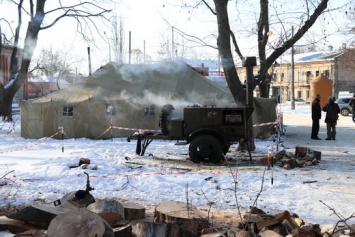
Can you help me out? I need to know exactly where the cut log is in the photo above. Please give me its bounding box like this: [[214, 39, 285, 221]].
[[87, 200, 125, 226], [79, 158, 91, 166], [289, 227, 315, 237], [0, 216, 41, 234], [131, 220, 167, 237], [154, 201, 209, 235], [47, 208, 114, 237], [14, 229, 47, 236], [131, 220, 196, 237], [226, 229, 251, 237], [112, 224, 132, 237], [6, 202, 79, 229], [259, 230, 282, 237], [122, 202, 145, 221], [242, 213, 273, 223]]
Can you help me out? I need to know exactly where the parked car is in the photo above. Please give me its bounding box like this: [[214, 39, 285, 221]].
[[335, 97, 353, 116], [285, 98, 309, 105]]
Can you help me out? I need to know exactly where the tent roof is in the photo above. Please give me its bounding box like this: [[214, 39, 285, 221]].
[[29, 61, 234, 106]]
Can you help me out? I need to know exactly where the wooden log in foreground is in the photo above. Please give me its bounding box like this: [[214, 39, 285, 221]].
[[47, 208, 114, 237], [87, 200, 125, 226], [154, 201, 209, 235]]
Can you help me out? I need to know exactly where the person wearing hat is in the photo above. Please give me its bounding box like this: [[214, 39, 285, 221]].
[[322, 96, 340, 140], [349, 94, 355, 123]]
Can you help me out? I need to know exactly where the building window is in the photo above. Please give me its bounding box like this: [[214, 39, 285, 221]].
[[298, 71, 302, 81], [306, 71, 312, 80], [272, 73, 277, 82], [316, 71, 320, 77], [324, 70, 330, 78], [106, 104, 117, 116], [63, 106, 73, 117], [280, 72, 284, 82], [144, 105, 155, 116], [297, 91, 302, 99]]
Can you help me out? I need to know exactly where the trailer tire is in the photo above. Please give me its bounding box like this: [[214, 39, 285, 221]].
[[189, 134, 222, 164]]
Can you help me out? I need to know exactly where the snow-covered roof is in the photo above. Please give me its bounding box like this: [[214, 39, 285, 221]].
[[292, 51, 342, 63]]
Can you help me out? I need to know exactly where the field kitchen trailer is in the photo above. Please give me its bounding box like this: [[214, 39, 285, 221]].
[[130, 57, 257, 164]]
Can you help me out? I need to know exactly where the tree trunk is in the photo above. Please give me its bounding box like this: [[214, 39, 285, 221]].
[[213, 0, 244, 103], [0, 1, 45, 120], [154, 201, 209, 236]]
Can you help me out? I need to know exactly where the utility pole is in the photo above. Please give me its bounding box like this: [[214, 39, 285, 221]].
[[172, 26, 174, 60], [143, 40, 146, 64], [129, 31, 131, 64], [291, 26, 295, 110]]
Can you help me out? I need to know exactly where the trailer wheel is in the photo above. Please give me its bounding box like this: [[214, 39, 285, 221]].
[[189, 135, 222, 164]]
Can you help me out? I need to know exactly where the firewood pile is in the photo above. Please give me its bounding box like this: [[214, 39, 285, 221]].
[[1, 198, 354, 237], [235, 206, 321, 237], [233, 206, 355, 237], [260, 146, 321, 170]]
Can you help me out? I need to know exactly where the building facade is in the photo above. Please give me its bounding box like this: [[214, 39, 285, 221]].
[[235, 48, 355, 103]]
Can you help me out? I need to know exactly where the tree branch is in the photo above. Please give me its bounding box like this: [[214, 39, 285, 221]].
[[41, 2, 112, 30]]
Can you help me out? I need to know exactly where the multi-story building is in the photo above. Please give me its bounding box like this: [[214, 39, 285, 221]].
[[236, 46, 355, 103]]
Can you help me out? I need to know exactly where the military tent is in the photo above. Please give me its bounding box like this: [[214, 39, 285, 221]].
[[20, 61, 276, 139]]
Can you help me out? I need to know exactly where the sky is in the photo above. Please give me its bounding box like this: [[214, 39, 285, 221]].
[[1, 0, 353, 75], [0, 103, 355, 236]]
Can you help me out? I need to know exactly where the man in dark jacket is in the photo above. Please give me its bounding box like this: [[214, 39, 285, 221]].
[[349, 94, 355, 123], [311, 94, 322, 140], [322, 96, 340, 140]]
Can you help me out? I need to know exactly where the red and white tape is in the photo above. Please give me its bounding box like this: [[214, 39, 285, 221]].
[[111, 126, 161, 133], [0, 131, 61, 154], [253, 121, 279, 127]]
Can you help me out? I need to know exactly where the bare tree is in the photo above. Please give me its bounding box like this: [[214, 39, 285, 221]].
[[210, 0, 331, 101], [111, 13, 125, 63], [131, 48, 144, 64], [174, 0, 349, 102], [0, 0, 111, 121], [345, 3, 355, 47], [30, 47, 80, 89], [157, 27, 189, 61]]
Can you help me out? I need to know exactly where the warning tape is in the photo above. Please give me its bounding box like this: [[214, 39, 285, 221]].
[[0, 131, 62, 154], [112, 126, 161, 133], [253, 121, 279, 127], [94, 126, 161, 139], [3, 169, 225, 181]]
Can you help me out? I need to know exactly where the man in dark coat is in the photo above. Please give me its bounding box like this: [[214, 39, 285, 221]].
[[311, 94, 322, 140], [322, 96, 340, 140], [349, 94, 355, 123]]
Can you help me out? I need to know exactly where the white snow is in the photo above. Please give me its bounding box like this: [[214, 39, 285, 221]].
[[0, 104, 355, 236]]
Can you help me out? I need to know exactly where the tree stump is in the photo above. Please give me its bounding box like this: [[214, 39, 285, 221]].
[[154, 201, 209, 235], [47, 208, 114, 237], [87, 200, 125, 226], [122, 202, 145, 221]]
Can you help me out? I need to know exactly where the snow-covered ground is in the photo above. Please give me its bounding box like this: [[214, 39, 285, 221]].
[[0, 104, 354, 236]]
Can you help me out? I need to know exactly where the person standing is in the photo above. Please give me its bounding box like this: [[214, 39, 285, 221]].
[[311, 94, 322, 140], [349, 94, 355, 123], [322, 96, 340, 140]]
